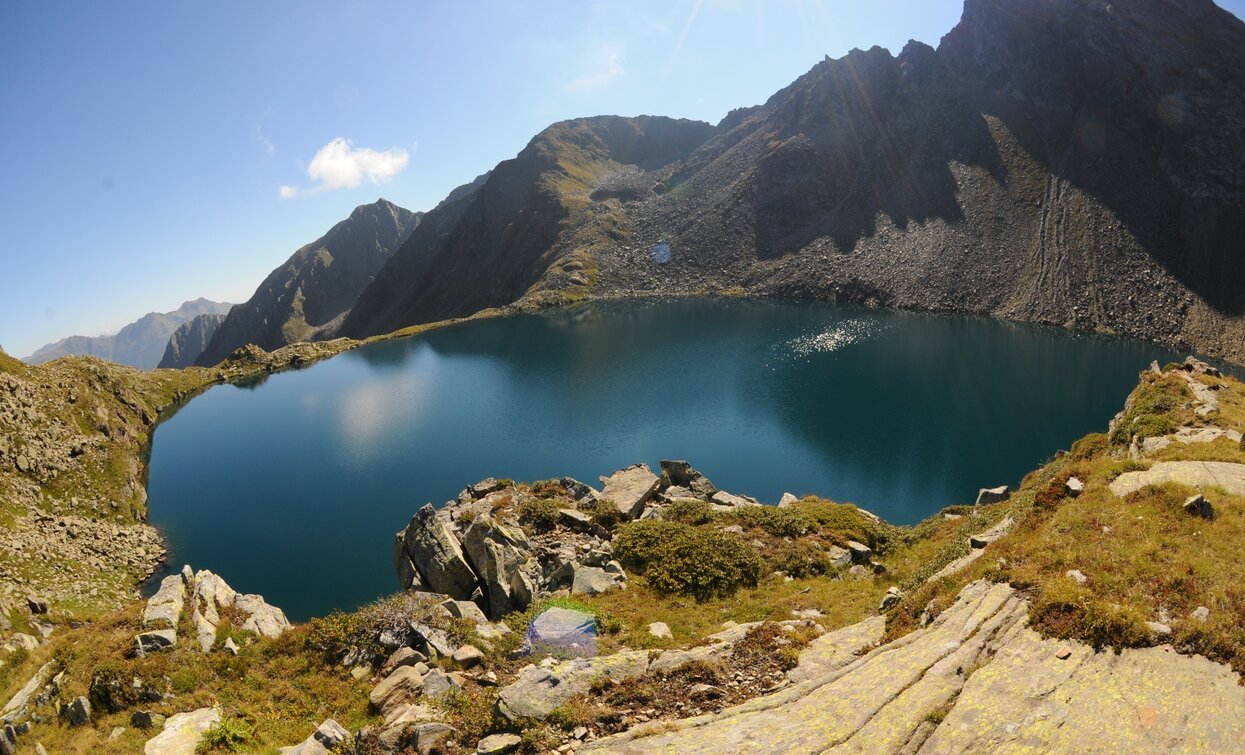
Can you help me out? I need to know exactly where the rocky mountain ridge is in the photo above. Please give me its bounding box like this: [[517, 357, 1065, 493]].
[[194, 198, 421, 367], [23, 299, 232, 370], [156, 313, 226, 369], [339, 0, 1245, 365]]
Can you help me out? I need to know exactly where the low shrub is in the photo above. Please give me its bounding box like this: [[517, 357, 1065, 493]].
[[615, 520, 762, 600], [1109, 376, 1190, 444], [614, 520, 689, 573], [530, 479, 566, 499], [198, 716, 254, 752], [663, 499, 715, 525], [720, 505, 813, 538], [1028, 580, 1150, 650], [1069, 432, 1110, 461], [578, 497, 624, 530], [88, 661, 140, 712], [790, 499, 900, 552], [1033, 470, 1074, 511], [770, 540, 833, 579], [518, 497, 560, 532]]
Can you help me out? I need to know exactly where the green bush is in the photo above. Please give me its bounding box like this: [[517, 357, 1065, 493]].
[[614, 520, 688, 573], [169, 667, 200, 694], [721, 505, 814, 537], [1109, 377, 1189, 444], [518, 497, 560, 532], [615, 520, 762, 600], [770, 540, 833, 579], [790, 499, 900, 552], [1069, 432, 1110, 461], [663, 499, 715, 525], [530, 479, 566, 499], [577, 497, 624, 530], [198, 716, 254, 752]]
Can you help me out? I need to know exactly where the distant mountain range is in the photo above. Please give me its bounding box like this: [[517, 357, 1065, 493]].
[[24, 298, 233, 369], [192, 198, 420, 367]]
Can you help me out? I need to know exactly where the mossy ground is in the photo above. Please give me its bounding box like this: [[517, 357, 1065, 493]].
[[0, 605, 373, 755]]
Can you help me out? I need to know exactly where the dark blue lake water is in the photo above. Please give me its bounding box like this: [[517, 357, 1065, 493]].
[[147, 298, 1186, 619]]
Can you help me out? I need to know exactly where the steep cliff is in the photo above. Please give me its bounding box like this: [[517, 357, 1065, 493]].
[[195, 199, 420, 366], [157, 312, 228, 369]]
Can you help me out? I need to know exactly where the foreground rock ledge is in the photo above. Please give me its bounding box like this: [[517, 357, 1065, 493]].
[[582, 580, 1245, 753]]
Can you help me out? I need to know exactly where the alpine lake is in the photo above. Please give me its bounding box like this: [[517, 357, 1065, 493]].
[[147, 298, 1197, 620]]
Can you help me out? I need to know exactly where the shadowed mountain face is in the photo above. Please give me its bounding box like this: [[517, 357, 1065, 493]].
[[341, 0, 1245, 364], [195, 199, 421, 367], [24, 298, 232, 370], [157, 312, 227, 369], [341, 116, 716, 337]]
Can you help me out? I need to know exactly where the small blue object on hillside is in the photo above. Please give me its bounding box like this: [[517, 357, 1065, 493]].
[[527, 606, 597, 658], [651, 242, 672, 264]]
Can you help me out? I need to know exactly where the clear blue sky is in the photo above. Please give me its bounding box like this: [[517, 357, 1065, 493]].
[[2, 1, 1242, 358]]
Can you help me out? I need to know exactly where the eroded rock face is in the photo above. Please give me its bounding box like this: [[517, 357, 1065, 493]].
[[461, 516, 536, 617], [141, 566, 289, 655], [395, 505, 479, 600]]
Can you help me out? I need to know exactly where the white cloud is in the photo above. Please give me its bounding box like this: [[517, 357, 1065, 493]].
[[278, 137, 409, 199], [569, 50, 625, 91]]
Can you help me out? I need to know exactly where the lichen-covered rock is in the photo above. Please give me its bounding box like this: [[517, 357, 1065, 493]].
[[498, 650, 651, 721], [143, 707, 220, 755], [141, 575, 185, 630]]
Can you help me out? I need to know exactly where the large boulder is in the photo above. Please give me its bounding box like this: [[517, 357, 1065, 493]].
[[571, 566, 624, 596], [461, 515, 537, 617], [235, 593, 291, 637], [143, 707, 220, 755], [370, 666, 425, 716], [497, 650, 650, 721], [974, 485, 1010, 506], [527, 607, 597, 657], [659, 460, 718, 499], [395, 504, 479, 600], [142, 575, 186, 630], [600, 464, 661, 519], [284, 719, 350, 755]]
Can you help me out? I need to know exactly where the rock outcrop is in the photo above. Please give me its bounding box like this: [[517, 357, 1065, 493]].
[[143, 707, 220, 755], [584, 581, 1245, 753], [392, 464, 776, 619], [136, 565, 289, 655]]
